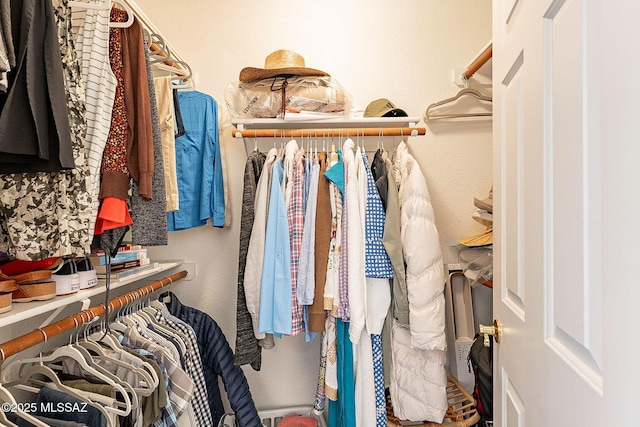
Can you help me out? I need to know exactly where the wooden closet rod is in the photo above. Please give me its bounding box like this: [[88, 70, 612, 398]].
[[232, 127, 426, 139], [0, 270, 187, 361], [463, 44, 492, 81]]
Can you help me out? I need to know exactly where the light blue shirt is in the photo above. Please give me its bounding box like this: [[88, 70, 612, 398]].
[[258, 159, 292, 337], [167, 91, 225, 230], [324, 149, 344, 194]]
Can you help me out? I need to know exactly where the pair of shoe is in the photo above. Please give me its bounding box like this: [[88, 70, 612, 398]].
[[51, 257, 98, 296], [0, 270, 57, 308], [0, 256, 98, 301]]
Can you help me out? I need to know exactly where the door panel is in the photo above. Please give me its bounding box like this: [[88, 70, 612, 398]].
[[543, 0, 604, 392], [504, 373, 525, 427], [493, 0, 611, 424], [501, 52, 525, 318], [494, 0, 640, 425]]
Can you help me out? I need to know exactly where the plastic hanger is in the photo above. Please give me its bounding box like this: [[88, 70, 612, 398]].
[[68, 0, 135, 29], [0, 384, 41, 427], [3, 336, 132, 417], [424, 87, 492, 121], [1, 331, 115, 427], [173, 77, 195, 92], [127, 311, 183, 357], [78, 332, 157, 397], [148, 32, 168, 58], [109, 1, 134, 28], [0, 412, 18, 426], [63, 315, 141, 409], [4, 364, 115, 427], [70, 343, 140, 410], [68, 0, 111, 10], [98, 299, 160, 393]]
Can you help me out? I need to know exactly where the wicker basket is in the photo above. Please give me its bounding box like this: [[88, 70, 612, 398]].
[[387, 376, 481, 427]]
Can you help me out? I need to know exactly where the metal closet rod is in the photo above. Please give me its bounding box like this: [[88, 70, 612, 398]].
[[0, 270, 188, 361], [232, 127, 426, 139]]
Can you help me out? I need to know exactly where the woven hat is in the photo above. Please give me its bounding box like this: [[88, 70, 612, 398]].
[[364, 98, 408, 118], [457, 229, 493, 247], [239, 50, 329, 82]]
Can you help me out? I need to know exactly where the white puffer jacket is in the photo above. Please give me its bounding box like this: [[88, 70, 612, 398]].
[[389, 141, 447, 422]]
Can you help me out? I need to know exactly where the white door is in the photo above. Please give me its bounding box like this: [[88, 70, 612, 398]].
[[492, 0, 640, 425]]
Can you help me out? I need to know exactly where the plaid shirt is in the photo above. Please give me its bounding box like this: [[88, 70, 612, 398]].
[[123, 326, 194, 421], [150, 354, 178, 427], [155, 306, 214, 427], [287, 148, 306, 335]]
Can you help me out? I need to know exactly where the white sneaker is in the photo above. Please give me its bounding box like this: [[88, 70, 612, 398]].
[[51, 258, 80, 295], [74, 257, 98, 289]]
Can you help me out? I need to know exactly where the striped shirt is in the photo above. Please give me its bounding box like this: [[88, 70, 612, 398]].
[[71, 7, 117, 235]]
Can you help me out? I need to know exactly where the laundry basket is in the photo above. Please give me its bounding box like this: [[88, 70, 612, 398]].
[[387, 376, 481, 427], [258, 406, 328, 427]]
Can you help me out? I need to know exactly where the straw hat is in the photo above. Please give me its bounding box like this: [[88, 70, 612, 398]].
[[457, 229, 493, 247], [239, 49, 329, 82]]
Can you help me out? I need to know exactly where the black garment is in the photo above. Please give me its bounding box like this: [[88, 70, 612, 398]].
[[235, 150, 266, 371], [172, 88, 185, 138], [0, 0, 74, 173], [371, 149, 389, 210], [164, 292, 262, 427]]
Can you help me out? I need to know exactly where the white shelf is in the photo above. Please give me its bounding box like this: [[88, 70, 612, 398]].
[[0, 261, 184, 329], [231, 116, 421, 130]]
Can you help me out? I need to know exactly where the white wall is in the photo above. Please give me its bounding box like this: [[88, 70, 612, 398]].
[[136, 0, 492, 411]]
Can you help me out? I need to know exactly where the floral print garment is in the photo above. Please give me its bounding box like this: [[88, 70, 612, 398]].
[[0, 0, 92, 260]]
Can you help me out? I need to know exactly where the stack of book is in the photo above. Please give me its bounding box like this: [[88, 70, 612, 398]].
[[91, 245, 160, 281]]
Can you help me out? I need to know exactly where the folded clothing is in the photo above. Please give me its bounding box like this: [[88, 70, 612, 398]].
[[278, 414, 318, 427], [225, 75, 352, 119], [0, 257, 61, 276]]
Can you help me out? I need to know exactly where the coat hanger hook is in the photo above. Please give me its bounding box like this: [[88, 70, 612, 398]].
[[37, 328, 48, 364], [75, 312, 88, 343], [70, 317, 80, 345]]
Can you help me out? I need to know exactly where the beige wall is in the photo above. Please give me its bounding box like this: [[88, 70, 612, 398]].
[[138, 0, 493, 411]]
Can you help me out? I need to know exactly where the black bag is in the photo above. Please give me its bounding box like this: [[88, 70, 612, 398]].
[[468, 333, 493, 425]]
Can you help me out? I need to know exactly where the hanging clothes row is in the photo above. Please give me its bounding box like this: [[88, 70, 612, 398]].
[[0, 0, 225, 262], [0, 272, 262, 427], [234, 133, 449, 425]]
